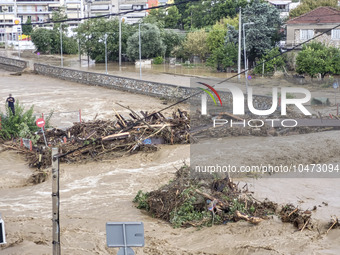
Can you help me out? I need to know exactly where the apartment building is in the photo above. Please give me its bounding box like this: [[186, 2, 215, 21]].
[[0, 0, 149, 43]]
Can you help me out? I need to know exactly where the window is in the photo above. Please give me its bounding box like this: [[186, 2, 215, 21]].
[[300, 29, 314, 40], [8, 6, 13, 12], [332, 29, 340, 40]]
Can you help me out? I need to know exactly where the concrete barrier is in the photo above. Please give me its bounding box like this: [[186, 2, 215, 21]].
[[33, 63, 273, 112], [0, 56, 28, 72]]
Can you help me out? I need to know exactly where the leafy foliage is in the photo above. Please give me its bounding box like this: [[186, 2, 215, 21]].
[[206, 42, 237, 71], [0, 101, 38, 140], [31, 10, 78, 54], [22, 17, 33, 36], [253, 47, 285, 74], [169, 187, 213, 228], [182, 29, 209, 61], [161, 29, 184, 57], [31, 28, 52, 53], [126, 23, 166, 61], [143, 8, 166, 28], [50, 10, 78, 54], [153, 56, 164, 64], [164, 6, 182, 29], [76, 18, 134, 62], [289, 0, 338, 19], [133, 190, 150, 210], [296, 42, 340, 79], [206, 17, 239, 71], [174, 0, 247, 30], [242, 0, 283, 65]]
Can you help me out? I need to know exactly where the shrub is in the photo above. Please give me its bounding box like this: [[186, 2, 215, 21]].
[[153, 56, 164, 65], [0, 101, 38, 140]]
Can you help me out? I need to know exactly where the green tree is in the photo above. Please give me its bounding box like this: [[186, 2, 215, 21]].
[[22, 17, 33, 36], [241, 0, 282, 65], [127, 23, 166, 60], [31, 10, 77, 54], [206, 42, 237, 71], [161, 29, 183, 57], [289, 0, 338, 18], [296, 42, 340, 79], [143, 8, 166, 28], [76, 18, 133, 62], [206, 16, 238, 51], [31, 28, 52, 53], [253, 47, 285, 74], [206, 16, 239, 71], [50, 10, 78, 54], [174, 0, 247, 29], [183, 29, 209, 61], [164, 6, 181, 29]]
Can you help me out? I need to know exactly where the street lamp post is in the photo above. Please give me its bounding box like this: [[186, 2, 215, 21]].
[[243, 22, 254, 92], [3, 7, 8, 53], [139, 23, 142, 79], [60, 25, 63, 67], [237, 7, 241, 81], [104, 33, 108, 74], [86, 0, 92, 66], [118, 0, 122, 68]]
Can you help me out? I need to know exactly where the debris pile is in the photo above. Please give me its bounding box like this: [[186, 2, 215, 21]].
[[5, 107, 190, 169], [280, 204, 314, 231], [133, 166, 340, 232], [327, 216, 340, 233], [134, 165, 278, 228]]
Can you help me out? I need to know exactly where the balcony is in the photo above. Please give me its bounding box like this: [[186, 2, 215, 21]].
[[17, 10, 52, 14], [17, 0, 57, 1]]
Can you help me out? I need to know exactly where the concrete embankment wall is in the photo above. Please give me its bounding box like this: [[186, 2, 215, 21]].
[[0, 56, 28, 72], [0, 56, 273, 111], [34, 63, 192, 100], [33, 63, 273, 111]]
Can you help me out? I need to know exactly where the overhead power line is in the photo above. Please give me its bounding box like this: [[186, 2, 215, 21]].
[[56, 22, 340, 159], [23, 2, 337, 157], [13, 0, 200, 27]]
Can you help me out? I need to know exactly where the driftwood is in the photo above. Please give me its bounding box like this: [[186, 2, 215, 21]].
[[4, 106, 190, 169], [235, 210, 263, 224], [102, 132, 130, 141], [217, 111, 244, 121], [326, 216, 339, 234], [195, 189, 229, 210]]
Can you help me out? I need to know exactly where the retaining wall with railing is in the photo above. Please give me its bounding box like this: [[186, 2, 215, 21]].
[[33, 63, 274, 112], [0, 56, 28, 71]]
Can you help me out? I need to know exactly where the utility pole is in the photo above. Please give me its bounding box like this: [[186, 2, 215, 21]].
[[119, 0, 122, 68], [243, 22, 254, 93], [139, 23, 142, 79], [3, 7, 8, 53], [86, 0, 92, 66], [52, 148, 60, 255], [104, 33, 108, 74], [60, 24, 63, 67], [238, 7, 241, 82], [77, 4, 81, 62], [18, 30, 21, 58]]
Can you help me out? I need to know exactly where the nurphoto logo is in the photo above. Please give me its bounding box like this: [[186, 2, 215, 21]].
[[199, 83, 311, 116]]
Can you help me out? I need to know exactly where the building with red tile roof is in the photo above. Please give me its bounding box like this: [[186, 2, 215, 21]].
[[285, 7, 340, 48]]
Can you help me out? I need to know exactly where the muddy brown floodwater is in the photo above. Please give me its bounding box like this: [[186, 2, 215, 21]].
[[0, 69, 340, 255]]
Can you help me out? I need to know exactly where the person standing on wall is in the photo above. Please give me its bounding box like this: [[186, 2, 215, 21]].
[[6, 94, 15, 115]]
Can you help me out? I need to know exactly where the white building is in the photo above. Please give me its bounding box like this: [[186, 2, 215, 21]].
[[266, 0, 300, 19], [0, 0, 148, 44]]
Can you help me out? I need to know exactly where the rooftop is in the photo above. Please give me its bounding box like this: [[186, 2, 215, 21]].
[[287, 6, 340, 24]]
